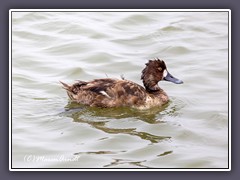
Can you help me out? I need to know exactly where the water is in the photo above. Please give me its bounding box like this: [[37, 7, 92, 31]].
[[11, 11, 229, 169]]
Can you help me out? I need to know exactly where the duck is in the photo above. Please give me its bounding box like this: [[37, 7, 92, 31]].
[[60, 59, 183, 109]]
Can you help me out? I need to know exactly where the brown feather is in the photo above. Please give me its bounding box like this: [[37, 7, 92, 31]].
[[60, 59, 180, 109]]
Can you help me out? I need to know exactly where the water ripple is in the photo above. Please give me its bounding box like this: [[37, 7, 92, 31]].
[[12, 11, 229, 168]]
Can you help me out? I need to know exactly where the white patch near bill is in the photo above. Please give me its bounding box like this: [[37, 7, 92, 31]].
[[100, 91, 111, 98], [163, 70, 168, 78]]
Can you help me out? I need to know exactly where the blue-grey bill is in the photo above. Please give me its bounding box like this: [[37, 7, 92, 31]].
[[164, 71, 183, 84]]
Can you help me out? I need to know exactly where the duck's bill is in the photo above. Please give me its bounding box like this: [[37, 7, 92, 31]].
[[163, 71, 183, 84]]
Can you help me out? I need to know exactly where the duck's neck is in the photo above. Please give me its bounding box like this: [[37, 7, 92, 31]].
[[143, 81, 161, 92], [141, 63, 162, 92], [141, 74, 161, 92]]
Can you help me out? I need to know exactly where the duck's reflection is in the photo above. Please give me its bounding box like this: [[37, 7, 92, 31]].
[[62, 100, 184, 144], [61, 101, 183, 168]]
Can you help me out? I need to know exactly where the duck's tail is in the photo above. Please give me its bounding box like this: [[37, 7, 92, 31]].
[[59, 81, 71, 91], [60, 81, 77, 100]]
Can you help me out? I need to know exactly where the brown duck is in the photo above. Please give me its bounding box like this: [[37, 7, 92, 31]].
[[61, 59, 183, 109]]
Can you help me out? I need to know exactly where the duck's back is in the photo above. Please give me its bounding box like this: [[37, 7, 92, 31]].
[[61, 78, 148, 108]]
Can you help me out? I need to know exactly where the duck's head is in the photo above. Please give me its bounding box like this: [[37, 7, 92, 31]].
[[141, 58, 183, 92]]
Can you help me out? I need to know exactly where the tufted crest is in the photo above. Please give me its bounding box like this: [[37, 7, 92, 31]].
[[141, 58, 167, 92]]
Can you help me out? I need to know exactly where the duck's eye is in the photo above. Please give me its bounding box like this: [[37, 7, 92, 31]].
[[158, 67, 162, 71]]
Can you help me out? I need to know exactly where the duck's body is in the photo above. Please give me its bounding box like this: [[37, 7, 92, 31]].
[[61, 78, 168, 109], [61, 59, 183, 109]]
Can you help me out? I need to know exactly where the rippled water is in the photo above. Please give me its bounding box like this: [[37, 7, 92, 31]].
[[11, 11, 229, 169]]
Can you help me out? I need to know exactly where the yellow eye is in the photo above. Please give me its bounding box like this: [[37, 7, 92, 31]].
[[158, 67, 162, 71]]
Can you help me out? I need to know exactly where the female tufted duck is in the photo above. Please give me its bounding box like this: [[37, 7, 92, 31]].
[[61, 59, 183, 109]]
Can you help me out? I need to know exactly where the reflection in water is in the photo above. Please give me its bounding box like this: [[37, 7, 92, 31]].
[[158, 150, 173, 156], [59, 100, 184, 167], [103, 159, 149, 168], [64, 99, 184, 122], [74, 150, 126, 155], [64, 102, 166, 123], [61, 100, 184, 144]]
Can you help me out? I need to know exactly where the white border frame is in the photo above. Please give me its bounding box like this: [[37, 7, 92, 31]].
[[9, 9, 231, 171]]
